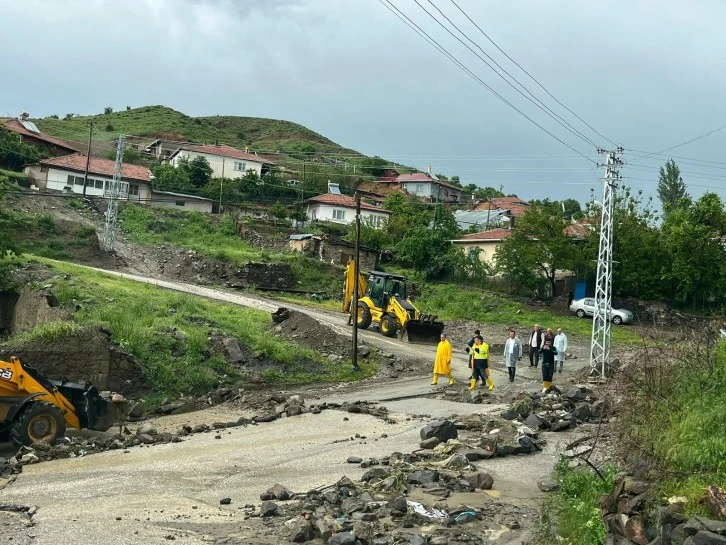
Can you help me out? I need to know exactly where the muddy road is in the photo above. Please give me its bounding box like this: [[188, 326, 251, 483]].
[[0, 265, 601, 544]]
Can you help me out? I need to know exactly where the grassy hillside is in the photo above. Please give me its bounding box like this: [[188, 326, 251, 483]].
[[34, 105, 362, 160]]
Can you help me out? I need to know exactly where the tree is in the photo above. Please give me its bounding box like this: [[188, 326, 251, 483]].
[[495, 206, 585, 297], [179, 156, 213, 188], [0, 129, 47, 170], [104, 106, 113, 114], [0, 175, 17, 286], [383, 193, 431, 239], [450, 175, 461, 186], [661, 192, 726, 308], [358, 156, 390, 178], [346, 217, 393, 252], [102, 147, 146, 165], [530, 198, 582, 220], [657, 159, 689, 215], [397, 205, 461, 279], [270, 202, 288, 225], [238, 170, 261, 197], [150, 164, 193, 192]]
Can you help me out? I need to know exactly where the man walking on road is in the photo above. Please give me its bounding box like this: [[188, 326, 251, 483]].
[[432, 333, 454, 385], [554, 328, 568, 373], [528, 324, 544, 368], [503, 329, 522, 382], [540, 332, 557, 393], [469, 335, 493, 391], [465, 329, 481, 380]]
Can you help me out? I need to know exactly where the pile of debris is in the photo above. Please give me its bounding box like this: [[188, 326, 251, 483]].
[[500, 384, 604, 432], [442, 416, 546, 459], [270, 308, 356, 360], [244, 447, 527, 545], [0, 455, 22, 490]]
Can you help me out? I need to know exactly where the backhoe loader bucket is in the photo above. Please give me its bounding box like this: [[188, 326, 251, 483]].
[[50, 379, 116, 432], [400, 319, 445, 344]]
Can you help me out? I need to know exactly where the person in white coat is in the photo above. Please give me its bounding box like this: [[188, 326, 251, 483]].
[[503, 329, 522, 382], [554, 328, 568, 373]]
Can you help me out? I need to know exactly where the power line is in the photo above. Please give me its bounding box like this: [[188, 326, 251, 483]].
[[625, 124, 726, 164], [380, 0, 598, 165], [419, 0, 599, 148], [447, 0, 618, 147]]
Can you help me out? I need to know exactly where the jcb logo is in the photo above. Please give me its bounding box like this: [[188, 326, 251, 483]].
[[0, 368, 13, 381]]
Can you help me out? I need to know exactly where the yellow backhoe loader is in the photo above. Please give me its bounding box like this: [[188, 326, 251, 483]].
[[343, 261, 444, 344], [0, 356, 117, 446]]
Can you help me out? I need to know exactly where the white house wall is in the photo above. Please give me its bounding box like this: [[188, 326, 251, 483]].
[[171, 151, 264, 178], [306, 203, 389, 228], [150, 196, 213, 213], [44, 167, 151, 203]]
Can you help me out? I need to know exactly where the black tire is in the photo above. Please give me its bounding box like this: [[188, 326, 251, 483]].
[[380, 315, 398, 337], [612, 315, 622, 325], [11, 401, 67, 446], [576, 309, 586, 318], [356, 302, 372, 329]]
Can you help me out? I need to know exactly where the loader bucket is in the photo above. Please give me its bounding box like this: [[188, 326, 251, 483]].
[[52, 379, 116, 432], [400, 320, 445, 344]]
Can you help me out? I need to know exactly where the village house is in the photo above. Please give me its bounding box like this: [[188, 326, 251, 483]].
[[150, 190, 214, 213], [24, 154, 152, 202], [358, 170, 465, 204], [305, 188, 392, 228], [450, 227, 513, 268], [1, 115, 79, 157], [473, 196, 531, 217], [168, 144, 275, 178]]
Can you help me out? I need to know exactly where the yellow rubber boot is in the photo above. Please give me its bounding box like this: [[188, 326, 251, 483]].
[[468, 378, 477, 390], [447, 374, 455, 385], [431, 374, 438, 385], [486, 378, 494, 391]]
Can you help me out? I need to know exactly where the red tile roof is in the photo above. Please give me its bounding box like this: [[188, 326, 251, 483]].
[[173, 144, 275, 165], [306, 193, 392, 213], [1, 118, 80, 153], [474, 196, 531, 217], [564, 222, 590, 239], [39, 154, 152, 183], [452, 228, 513, 242]]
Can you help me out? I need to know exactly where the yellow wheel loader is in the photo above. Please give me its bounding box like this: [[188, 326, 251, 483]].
[[0, 356, 117, 446], [343, 261, 444, 344]]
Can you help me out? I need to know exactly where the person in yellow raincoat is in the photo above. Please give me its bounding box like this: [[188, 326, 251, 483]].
[[431, 333, 454, 385]]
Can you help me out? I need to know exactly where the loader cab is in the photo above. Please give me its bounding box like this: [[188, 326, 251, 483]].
[[366, 272, 408, 309]]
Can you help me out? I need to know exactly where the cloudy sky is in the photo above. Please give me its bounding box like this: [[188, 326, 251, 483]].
[[2, 0, 725, 205]]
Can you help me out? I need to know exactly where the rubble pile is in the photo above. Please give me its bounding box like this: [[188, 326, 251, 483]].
[[271, 308, 355, 358], [443, 416, 546, 459], [500, 384, 604, 432], [601, 473, 726, 545], [0, 456, 22, 488], [249, 464, 522, 544]]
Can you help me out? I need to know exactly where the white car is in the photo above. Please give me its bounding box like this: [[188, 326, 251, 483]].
[[569, 298, 634, 325]]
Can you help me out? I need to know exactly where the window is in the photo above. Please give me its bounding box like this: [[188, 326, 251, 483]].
[[73, 176, 84, 186], [94, 179, 104, 189], [233, 161, 246, 172], [129, 184, 139, 196], [105, 181, 111, 190], [414, 183, 424, 193], [175, 201, 185, 207], [332, 209, 346, 220]]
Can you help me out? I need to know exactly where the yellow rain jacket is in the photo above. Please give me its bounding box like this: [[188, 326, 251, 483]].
[[433, 339, 452, 375]]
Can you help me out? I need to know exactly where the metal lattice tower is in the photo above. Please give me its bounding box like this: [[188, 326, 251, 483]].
[[589, 147, 623, 380], [102, 135, 128, 252]]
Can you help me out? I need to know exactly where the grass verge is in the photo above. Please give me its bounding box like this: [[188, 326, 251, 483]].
[[5, 258, 375, 398], [536, 459, 618, 545]]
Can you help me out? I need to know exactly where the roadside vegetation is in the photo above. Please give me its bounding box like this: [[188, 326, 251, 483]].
[[3, 259, 375, 402], [616, 334, 725, 515], [536, 460, 618, 545]]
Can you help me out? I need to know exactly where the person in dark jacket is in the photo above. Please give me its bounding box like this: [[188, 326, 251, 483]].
[[539, 329, 557, 393], [465, 329, 481, 379], [528, 324, 545, 368]]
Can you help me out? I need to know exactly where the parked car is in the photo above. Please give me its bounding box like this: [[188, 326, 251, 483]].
[[569, 298, 634, 324]]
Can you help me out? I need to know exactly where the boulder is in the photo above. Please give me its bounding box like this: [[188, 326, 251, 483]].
[[328, 531, 357, 545], [524, 413, 543, 429], [569, 402, 592, 422], [407, 470, 438, 485], [684, 532, 726, 545], [222, 337, 245, 363], [289, 516, 314, 543], [419, 437, 441, 449], [260, 500, 278, 517], [509, 396, 534, 419], [464, 471, 494, 490], [420, 420, 458, 442], [267, 483, 292, 500], [138, 424, 158, 436]]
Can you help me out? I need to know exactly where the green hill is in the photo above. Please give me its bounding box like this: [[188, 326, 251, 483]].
[[34, 105, 363, 160]]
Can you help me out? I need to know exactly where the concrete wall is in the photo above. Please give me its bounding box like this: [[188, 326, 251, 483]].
[[171, 150, 264, 178], [1, 328, 152, 397], [150, 193, 213, 213]]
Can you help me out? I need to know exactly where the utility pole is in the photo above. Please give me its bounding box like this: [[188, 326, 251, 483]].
[[351, 193, 362, 372], [589, 147, 623, 381], [102, 135, 126, 252], [81, 121, 93, 197], [219, 158, 225, 213]]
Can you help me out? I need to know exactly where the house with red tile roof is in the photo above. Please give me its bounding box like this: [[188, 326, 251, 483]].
[[24, 153, 153, 202], [361, 171, 465, 203], [168, 144, 276, 179], [305, 193, 391, 229], [1, 117, 80, 157], [474, 196, 531, 217], [450, 227, 514, 267]]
